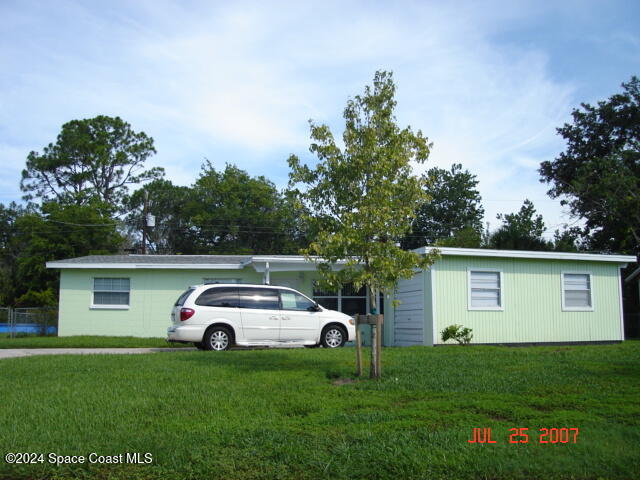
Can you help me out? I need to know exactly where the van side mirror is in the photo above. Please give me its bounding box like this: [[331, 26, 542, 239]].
[[308, 303, 322, 312]]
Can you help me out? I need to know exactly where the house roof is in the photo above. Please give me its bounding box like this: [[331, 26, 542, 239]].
[[45, 248, 635, 270], [52, 254, 253, 264], [415, 247, 635, 264]]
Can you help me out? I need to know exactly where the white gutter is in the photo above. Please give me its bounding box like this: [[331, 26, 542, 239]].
[[45, 262, 248, 270], [413, 246, 635, 264]]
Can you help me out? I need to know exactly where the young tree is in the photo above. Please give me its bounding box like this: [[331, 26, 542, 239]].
[[21, 115, 163, 209], [487, 199, 553, 251], [403, 163, 484, 249], [539, 76, 640, 255], [288, 70, 438, 378]]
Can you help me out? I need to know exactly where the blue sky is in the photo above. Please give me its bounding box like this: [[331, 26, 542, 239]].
[[1, 0, 638, 238]]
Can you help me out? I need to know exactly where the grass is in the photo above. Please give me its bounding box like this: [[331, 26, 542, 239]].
[[1, 342, 639, 480], [0, 335, 191, 349]]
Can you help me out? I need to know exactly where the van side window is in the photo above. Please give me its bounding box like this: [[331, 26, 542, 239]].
[[195, 287, 240, 307], [237, 287, 280, 310], [280, 291, 316, 311]]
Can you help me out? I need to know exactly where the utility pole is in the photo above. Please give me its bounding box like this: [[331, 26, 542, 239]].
[[142, 190, 148, 254]]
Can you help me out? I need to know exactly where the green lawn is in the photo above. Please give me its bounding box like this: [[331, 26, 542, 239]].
[[0, 335, 191, 349], [1, 342, 639, 480]]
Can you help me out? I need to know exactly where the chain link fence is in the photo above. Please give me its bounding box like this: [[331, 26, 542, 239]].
[[0, 307, 58, 338]]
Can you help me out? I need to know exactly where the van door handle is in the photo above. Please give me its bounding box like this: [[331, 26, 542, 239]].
[[281, 316, 290, 321], [269, 315, 279, 320]]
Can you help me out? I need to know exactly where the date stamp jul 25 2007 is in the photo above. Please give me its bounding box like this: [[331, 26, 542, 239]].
[[468, 427, 580, 444]]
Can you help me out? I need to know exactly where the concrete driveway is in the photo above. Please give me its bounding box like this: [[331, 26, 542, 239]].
[[0, 347, 195, 360]]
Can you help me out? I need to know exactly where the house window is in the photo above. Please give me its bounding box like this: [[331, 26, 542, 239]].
[[468, 270, 503, 310], [562, 273, 593, 311], [312, 282, 383, 316], [93, 278, 130, 307]]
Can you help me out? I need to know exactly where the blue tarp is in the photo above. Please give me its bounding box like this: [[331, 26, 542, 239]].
[[0, 323, 57, 335]]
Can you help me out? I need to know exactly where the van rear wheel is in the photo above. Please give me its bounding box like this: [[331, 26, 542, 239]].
[[203, 326, 232, 351]]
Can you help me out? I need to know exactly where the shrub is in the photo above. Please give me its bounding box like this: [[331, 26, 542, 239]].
[[441, 324, 473, 345]]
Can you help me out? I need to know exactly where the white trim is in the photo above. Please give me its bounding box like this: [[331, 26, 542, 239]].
[[413, 246, 634, 264], [46, 248, 635, 270], [467, 268, 504, 311], [561, 271, 594, 312], [618, 267, 625, 340], [430, 265, 436, 346], [90, 305, 130, 310], [47, 262, 247, 270]]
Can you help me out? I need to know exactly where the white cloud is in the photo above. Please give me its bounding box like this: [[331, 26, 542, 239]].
[[0, 0, 609, 232]]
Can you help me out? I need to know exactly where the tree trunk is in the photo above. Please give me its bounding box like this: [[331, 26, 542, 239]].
[[355, 314, 363, 377], [368, 285, 381, 379]]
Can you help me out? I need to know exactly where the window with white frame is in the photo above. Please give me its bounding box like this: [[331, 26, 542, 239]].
[[562, 273, 592, 310], [468, 270, 502, 310], [93, 278, 130, 306]]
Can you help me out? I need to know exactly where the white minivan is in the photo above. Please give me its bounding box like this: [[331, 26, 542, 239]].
[[167, 283, 356, 351]]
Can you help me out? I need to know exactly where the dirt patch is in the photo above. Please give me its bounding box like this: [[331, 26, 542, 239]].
[[332, 378, 356, 386]]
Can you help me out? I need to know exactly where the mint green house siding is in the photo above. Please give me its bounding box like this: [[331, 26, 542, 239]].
[[58, 267, 317, 338], [431, 256, 623, 344], [49, 249, 633, 344]]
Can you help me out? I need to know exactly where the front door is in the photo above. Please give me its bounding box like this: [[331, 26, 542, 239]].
[[237, 287, 281, 342], [278, 289, 320, 342]]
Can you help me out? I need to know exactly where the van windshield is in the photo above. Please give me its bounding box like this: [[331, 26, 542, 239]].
[[174, 288, 195, 306]]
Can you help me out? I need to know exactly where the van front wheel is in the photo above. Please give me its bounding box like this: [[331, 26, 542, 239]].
[[321, 326, 347, 348]]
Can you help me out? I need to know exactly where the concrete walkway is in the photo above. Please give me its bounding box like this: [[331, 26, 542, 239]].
[[0, 347, 195, 360]]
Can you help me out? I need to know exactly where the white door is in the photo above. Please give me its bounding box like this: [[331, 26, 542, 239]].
[[278, 289, 320, 342], [237, 287, 281, 342]]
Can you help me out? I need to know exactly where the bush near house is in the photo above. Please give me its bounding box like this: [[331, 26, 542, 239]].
[[441, 324, 474, 345], [1, 342, 639, 480]]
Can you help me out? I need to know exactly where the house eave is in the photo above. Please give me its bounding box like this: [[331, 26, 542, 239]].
[[414, 247, 635, 264], [45, 262, 248, 270]]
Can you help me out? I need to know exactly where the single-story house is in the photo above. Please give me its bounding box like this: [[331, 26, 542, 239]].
[[46, 247, 634, 346]]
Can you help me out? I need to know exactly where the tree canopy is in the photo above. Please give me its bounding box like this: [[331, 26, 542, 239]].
[[403, 163, 484, 249], [123, 162, 308, 255], [21, 115, 163, 209], [0, 201, 123, 305], [487, 199, 553, 251], [288, 70, 437, 304], [124, 179, 196, 254], [539, 76, 640, 255], [189, 162, 305, 254]]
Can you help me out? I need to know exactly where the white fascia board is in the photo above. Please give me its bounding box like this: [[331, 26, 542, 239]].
[[412, 246, 635, 264], [250, 256, 354, 272], [251, 256, 352, 264], [46, 262, 246, 270]]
